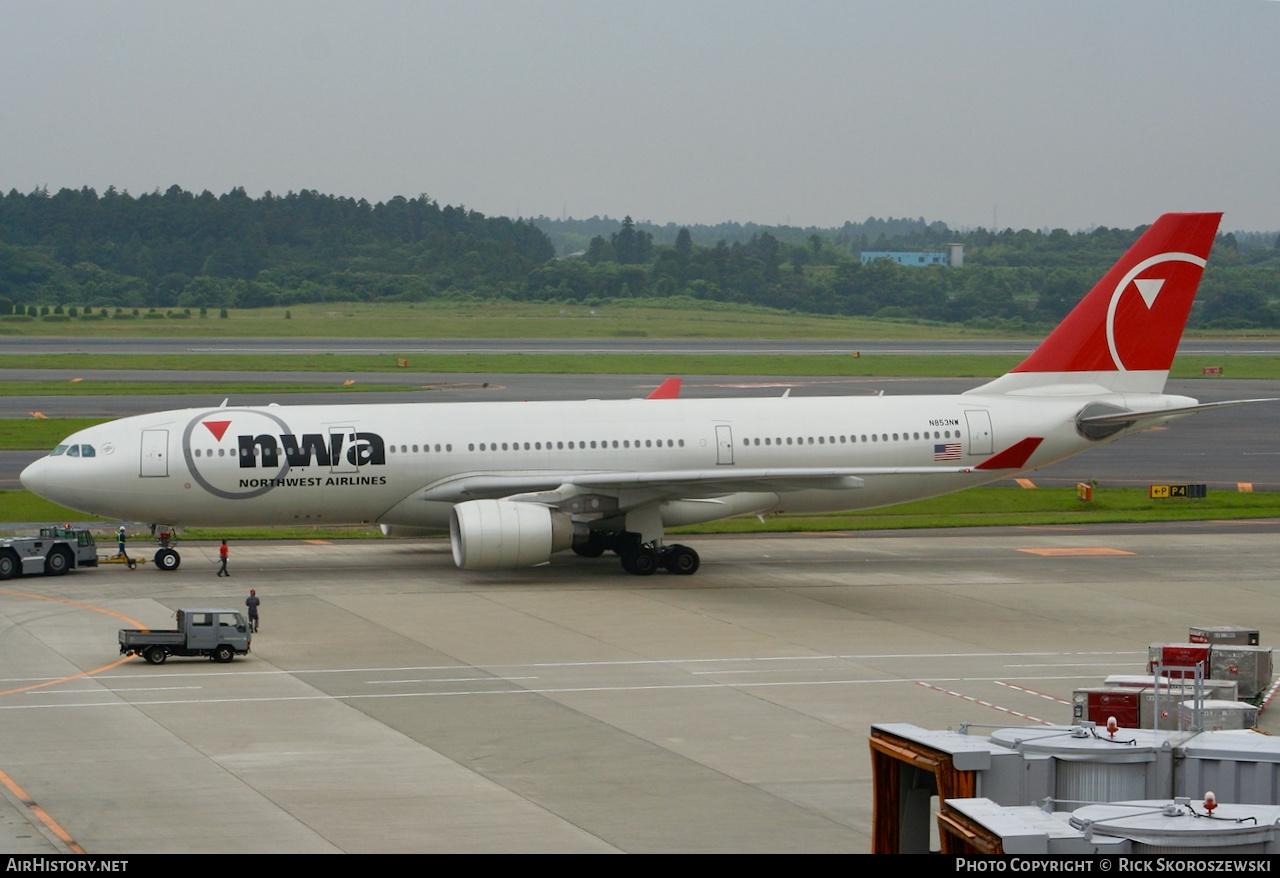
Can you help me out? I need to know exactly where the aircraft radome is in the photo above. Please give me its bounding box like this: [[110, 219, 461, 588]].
[[18, 213, 1268, 576]]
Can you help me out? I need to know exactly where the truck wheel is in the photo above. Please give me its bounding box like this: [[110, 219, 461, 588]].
[[145, 646, 167, 665], [0, 551, 17, 580], [43, 548, 71, 576], [213, 644, 235, 663], [155, 548, 180, 571]]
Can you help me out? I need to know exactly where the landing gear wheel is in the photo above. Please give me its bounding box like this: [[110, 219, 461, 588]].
[[213, 644, 235, 663], [145, 646, 167, 665], [155, 548, 180, 571], [0, 552, 17, 580], [663, 545, 700, 575], [43, 549, 71, 576], [622, 550, 658, 576]]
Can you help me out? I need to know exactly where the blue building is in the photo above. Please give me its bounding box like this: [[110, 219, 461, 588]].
[[860, 243, 964, 267]]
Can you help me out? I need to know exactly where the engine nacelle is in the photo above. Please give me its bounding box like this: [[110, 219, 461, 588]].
[[449, 500, 573, 569]]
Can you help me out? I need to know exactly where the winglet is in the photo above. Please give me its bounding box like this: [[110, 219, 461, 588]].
[[975, 437, 1044, 470], [646, 378, 682, 399]]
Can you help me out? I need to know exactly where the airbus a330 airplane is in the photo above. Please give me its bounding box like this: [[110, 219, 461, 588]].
[[18, 213, 1263, 576]]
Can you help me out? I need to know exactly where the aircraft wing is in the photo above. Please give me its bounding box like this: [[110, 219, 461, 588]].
[[416, 465, 975, 504]]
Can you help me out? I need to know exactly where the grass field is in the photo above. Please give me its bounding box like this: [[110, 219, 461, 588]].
[[3, 299, 1278, 342], [3, 486, 1276, 539], [0, 301, 1007, 340], [0, 419, 110, 450]]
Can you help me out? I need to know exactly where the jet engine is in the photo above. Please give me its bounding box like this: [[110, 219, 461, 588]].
[[449, 499, 573, 569]]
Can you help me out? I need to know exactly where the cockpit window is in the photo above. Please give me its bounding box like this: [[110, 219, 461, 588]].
[[49, 443, 95, 458]]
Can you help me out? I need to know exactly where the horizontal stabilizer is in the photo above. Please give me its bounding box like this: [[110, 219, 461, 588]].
[[1078, 398, 1278, 430]]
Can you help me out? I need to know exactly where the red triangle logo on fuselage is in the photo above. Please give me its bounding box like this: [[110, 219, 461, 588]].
[[203, 420, 232, 442]]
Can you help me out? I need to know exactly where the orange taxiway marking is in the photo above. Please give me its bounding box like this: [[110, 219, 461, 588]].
[[0, 766, 86, 854], [0, 590, 147, 695], [0, 589, 151, 853]]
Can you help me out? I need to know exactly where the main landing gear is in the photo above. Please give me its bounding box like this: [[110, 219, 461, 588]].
[[573, 532, 700, 576], [621, 543, 699, 576]]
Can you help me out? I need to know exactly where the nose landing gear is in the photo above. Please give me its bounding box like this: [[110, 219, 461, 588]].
[[151, 525, 181, 571]]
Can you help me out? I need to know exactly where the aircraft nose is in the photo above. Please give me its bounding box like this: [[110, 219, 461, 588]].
[[19, 456, 47, 495]]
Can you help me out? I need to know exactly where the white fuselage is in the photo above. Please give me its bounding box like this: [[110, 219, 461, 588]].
[[19, 388, 1192, 530]]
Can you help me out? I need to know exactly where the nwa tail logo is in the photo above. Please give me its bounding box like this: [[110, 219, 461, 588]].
[[183, 409, 387, 500], [1011, 213, 1219, 376], [237, 432, 385, 469]]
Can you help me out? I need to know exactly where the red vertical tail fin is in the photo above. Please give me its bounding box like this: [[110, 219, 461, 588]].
[[970, 213, 1221, 395]]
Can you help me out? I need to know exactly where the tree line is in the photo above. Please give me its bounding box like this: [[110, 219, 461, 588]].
[[0, 185, 552, 313], [1, 186, 1277, 329]]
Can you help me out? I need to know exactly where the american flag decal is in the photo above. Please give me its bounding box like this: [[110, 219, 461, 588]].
[[934, 443, 962, 461]]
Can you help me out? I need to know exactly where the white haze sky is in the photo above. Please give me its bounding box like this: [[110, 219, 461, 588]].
[[3, 0, 1278, 233]]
